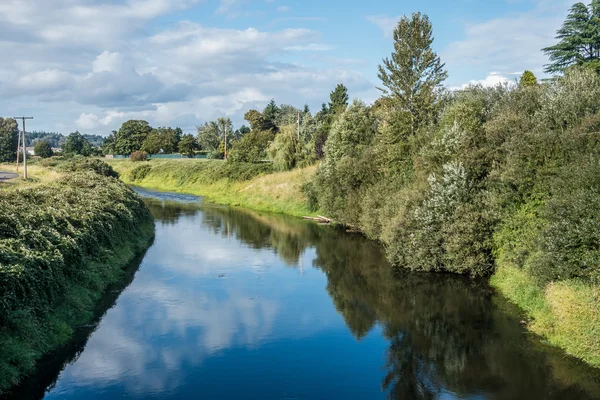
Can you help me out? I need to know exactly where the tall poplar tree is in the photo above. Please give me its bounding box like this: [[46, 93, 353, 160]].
[[377, 12, 448, 135]]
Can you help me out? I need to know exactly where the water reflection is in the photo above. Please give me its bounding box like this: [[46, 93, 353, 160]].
[[4, 189, 600, 400]]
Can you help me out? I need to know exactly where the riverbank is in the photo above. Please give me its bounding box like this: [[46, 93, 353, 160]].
[[0, 171, 154, 394], [106, 159, 317, 217]]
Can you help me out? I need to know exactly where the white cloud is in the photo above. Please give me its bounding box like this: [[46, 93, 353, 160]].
[[366, 14, 400, 38], [452, 72, 516, 90], [277, 6, 290, 12], [442, 1, 565, 76], [0, 1, 371, 134]]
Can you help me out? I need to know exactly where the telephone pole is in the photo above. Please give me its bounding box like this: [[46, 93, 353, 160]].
[[14, 117, 33, 179]]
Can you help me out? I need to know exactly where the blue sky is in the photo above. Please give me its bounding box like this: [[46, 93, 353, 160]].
[[0, 0, 571, 134]]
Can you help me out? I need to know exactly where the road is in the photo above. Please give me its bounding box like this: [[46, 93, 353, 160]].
[[0, 171, 19, 181]]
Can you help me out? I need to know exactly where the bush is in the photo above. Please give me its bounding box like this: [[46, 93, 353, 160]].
[[57, 158, 119, 178], [130, 150, 148, 162]]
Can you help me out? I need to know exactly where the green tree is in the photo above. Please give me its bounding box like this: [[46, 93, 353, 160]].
[[244, 110, 267, 131], [141, 127, 181, 154], [178, 134, 198, 157], [64, 131, 92, 156], [229, 130, 275, 163], [33, 141, 53, 158], [329, 83, 349, 114], [543, 1, 600, 74], [377, 12, 448, 135], [262, 99, 280, 132], [519, 70, 538, 87], [197, 121, 221, 151], [114, 120, 152, 154], [0, 118, 19, 162], [102, 131, 117, 155]]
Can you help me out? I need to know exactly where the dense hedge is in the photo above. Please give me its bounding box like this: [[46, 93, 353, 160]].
[[0, 171, 154, 392]]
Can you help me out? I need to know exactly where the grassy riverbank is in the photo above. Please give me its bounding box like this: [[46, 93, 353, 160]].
[[106, 158, 317, 217], [0, 170, 154, 393]]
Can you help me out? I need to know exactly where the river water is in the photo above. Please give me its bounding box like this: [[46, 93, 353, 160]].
[[5, 188, 600, 399]]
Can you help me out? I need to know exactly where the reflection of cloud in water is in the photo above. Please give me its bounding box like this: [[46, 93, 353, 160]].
[[48, 210, 336, 398]]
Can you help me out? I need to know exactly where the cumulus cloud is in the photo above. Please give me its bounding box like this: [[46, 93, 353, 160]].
[[452, 72, 516, 90], [442, 1, 565, 76], [0, 0, 372, 134]]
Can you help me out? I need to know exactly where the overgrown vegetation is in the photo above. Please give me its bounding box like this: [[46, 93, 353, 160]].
[[0, 166, 154, 393]]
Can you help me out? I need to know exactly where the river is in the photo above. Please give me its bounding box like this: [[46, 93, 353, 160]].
[[4, 188, 600, 400]]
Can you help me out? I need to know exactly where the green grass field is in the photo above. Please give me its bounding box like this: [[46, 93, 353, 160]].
[[106, 158, 318, 217]]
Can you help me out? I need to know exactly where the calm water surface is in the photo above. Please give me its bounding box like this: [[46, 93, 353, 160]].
[[5, 188, 600, 400]]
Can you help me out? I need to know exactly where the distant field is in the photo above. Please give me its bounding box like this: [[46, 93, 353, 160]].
[[106, 158, 318, 217]]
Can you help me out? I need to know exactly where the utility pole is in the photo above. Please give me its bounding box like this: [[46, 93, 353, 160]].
[[14, 117, 33, 179], [224, 127, 227, 161], [297, 111, 300, 142]]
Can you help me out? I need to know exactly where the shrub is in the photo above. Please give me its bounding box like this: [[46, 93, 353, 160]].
[[58, 158, 119, 178], [130, 150, 148, 162]]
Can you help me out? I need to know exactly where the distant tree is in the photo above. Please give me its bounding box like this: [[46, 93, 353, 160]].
[[141, 127, 181, 154], [114, 120, 152, 154], [197, 121, 221, 151], [329, 84, 349, 114], [64, 131, 92, 156], [519, 70, 538, 87], [262, 99, 280, 132], [0, 117, 19, 162], [276, 104, 302, 128], [303, 104, 310, 114], [378, 12, 448, 135], [235, 125, 251, 138], [244, 110, 267, 131], [102, 131, 117, 155], [178, 134, 198, 157], [543, 1, 600, 74], [34, 141, 53, 158], [229, 130, 275, 163]]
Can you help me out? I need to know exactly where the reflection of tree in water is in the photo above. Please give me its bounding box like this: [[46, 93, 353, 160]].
[[199, 205, 322, 266], [143, 197, 600, 399], [144, 198, 200, 225], [311, 232, 600, 400]]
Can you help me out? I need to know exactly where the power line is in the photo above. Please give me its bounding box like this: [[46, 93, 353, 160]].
[[14, 117, 33, 180]]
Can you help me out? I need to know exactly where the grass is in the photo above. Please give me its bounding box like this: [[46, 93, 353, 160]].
[[0, 162, 64, 189], [106, 158, 318, 217], [491, 265, 600, 368]]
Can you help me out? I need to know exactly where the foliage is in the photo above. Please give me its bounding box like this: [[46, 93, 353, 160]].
[[63, 131, 92, 156], [57, 158, 119, 178], [377, 12, 448, 135], [543, 0, 600, 74], [0, 117, 19, 162], [33, 141, 53, 158], [197, 119, 232, 153], [328, 83, 349, 114], [519, 70, 538, 87], [229, 130, 274, 163], [102, 131, 117, 155], [114, 120, 152, 155], [178, 134, 198, 157], [0, 172, 153, 392], [244, 110, 268, 131], [130, 150, 149, 162], [262, 99, 280, 132], [141, 127, 181, 154]]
